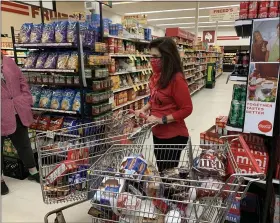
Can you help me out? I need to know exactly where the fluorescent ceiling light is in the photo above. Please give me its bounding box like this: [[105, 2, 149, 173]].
[[180, 25, 234, 29], [148, 16, 209, 21], [113, 2, 136, 5], [158, 21, 234, 26], [124, 4, 239, 15]]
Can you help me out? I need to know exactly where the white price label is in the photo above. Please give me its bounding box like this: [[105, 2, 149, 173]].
[[46, 130, 55, 139]]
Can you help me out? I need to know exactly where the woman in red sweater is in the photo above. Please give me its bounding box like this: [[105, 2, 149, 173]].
[[136, 37, 193, 172]]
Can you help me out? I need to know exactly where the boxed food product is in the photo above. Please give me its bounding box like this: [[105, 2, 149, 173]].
[[258, 0, 269, 18], [248, 1, 259, 19], [127, 89, 136, 101], [120, 155, 148, 180], [268, 0, 280, 17]]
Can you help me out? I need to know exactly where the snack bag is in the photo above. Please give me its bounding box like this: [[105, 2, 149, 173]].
[[24, 52, 39, 69], [61, 89, 76, 110], [72, 91, 81, 112], [55, 21, 68, 43], [50, 89, 64, 110], [56, 52, 70, 69], [19, 23, 33, 43], [62, 117, 78, 134], [79, 22, 88, 45], [30, 24, 44, 43], [85, 24, 96, 47], [35, 52, 49, 69], [37, 115, 51, 131], [30, 114, 40, 129], [49, 116, 64, 131], [67, 22, 77, 43], [30, 86, 42, 107], [120, 155, 148, 180], [44, 52, 58, 69], [67, 52, 79, 70], [39, 89, 52, 108], [42, 23, 55, 43]]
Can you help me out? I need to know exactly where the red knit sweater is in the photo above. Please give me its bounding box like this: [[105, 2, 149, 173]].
[[149, 72, 193, 139]]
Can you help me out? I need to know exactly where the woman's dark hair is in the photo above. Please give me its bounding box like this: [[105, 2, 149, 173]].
[[149, 37, 183, 89]]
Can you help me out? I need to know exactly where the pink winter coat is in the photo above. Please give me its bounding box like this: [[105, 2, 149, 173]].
[[1, 56, 33, 136]]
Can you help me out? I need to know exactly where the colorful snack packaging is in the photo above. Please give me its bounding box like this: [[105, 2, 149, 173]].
[[30, 114, 40, 129], [42, 23, 55, 43], [67, 52, 79, 70], [49, 116, 64, 131], [50, 89, 64, 110], [30, 24, 44, 43], [67, 22, 77, 43], [39, 89, 53, 108], [85, 24, 96, 47], [37, 115, 51, 131], [24, 52, 39, 69], [79, 22, 88, 45], [62, 117, 78, 134], [55, 21, 68, 43], [56, 52, 70, 69], [72, 91, 81, 112], [30, 86, 42, 107], [44, 52, 58, 69], [35, 52, 49, 69], [61, 89, 76, 111], [19, 23, 33, 43], [120, 155, 148, 180]]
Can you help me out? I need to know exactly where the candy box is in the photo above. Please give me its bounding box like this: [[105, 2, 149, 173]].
[[120, 155, 148, 180], [268, 0, 280, 17], [239, 1, 250, 19], [67, 147, 89, 164]]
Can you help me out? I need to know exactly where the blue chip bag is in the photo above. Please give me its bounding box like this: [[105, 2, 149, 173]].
[[35, 52, 49, 69], [57, 52, 70, 69], [44, 52, 58, 69], [62, 117, 78, 134], [24, 52, 39, 69], [80, 22, 88, 45], [55, 21, 68, 43], [61, 89, 76, 111], [72, 91, 81, 112], [30, 24, 44, 43], [67, 22, 77, 43], [39, 89, 52, 108], [30, 86, 42, 108], [42, 23, 55, 43], [50, 89, 64, 110], [19, 23, 33, 43], [85, 24, 96, 47]]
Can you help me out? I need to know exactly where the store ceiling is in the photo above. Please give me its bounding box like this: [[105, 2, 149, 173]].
[[105, 1, 239, 30]]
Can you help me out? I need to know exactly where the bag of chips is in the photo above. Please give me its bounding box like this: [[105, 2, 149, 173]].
[[62, 117, 78, 134], [30, 86, 42, 107], [80, 22, 88, 45], [72, 91, 81, 112], [61, 89, 76, 111], [24, 52, 39, 69], [44, 52, 58, 69], [49, 116, 64, 131], [37, 115, 51, 131], [67, 22, 77, 43], [85, 24, 96, 47], [55, 21, 68, 43], [39, 89, 53, 108], [67, 52, 79, 70], [57, 52, 70, 69], [30, 24, 44, 43], [19, 23, 33, 43], [35, 52, 49, 69], [50, 89, 64, 110], [42, 23, 55, 43], [30, 114, 40, 129]]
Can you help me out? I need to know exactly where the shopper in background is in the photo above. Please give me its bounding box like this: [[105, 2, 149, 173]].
[[135, 37, 193, 172], [1, 53, 39, 195], [251, 31, 267, 62], [266, 23, 280, 62]]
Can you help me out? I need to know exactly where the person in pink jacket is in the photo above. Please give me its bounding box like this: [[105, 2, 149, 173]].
[[1, 53, 39, 195]]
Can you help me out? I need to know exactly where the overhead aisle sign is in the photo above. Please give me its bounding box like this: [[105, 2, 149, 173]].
[[243, 18, 280, 136], [209, 6, 239, 22]]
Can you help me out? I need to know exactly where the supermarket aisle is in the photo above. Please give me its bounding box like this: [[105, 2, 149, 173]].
[[1, 73, 234, 223]]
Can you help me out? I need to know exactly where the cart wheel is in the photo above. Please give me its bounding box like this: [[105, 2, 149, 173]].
[[54, 212, 66, 223]]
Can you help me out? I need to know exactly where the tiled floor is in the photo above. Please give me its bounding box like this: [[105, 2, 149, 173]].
[[2, 73, 234, 223]]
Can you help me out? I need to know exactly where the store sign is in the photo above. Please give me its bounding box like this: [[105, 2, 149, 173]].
[[122, 14, 148, 25], [203, 30, 215, 43], [243, 18, 280, 136], [209, 6, 239, 22]]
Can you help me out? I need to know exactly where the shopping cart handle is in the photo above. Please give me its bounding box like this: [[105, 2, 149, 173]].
[[238, 135, 262, 174], [129, 109, 148, 120]]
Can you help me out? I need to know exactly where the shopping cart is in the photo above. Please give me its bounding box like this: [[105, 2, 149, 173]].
[[87, 135, 265, 223], [36, 110, 153, 223]]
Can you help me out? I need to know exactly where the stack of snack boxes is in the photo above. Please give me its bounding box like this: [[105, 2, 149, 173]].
[[239, 1, 279, 19]]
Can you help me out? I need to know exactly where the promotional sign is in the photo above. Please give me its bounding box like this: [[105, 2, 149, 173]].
[[209, 6, 239, 22], [203, 30, 215, 43], [244, 18, 280, 136]]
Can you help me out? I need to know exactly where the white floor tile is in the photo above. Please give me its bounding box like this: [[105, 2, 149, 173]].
[[1, 73, 234, 222]]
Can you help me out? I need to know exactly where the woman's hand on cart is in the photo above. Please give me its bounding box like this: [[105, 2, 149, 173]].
[[146, 115, 163, 124], [134, 108, 149, 118]]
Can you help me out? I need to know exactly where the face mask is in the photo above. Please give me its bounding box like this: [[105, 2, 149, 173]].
[[150, 57, 162, 74]]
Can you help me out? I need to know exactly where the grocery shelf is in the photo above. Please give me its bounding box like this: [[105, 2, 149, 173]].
[[190, 84, 205, 96], [194, 75, 206, 82], [31, 107, 78, 114], [113, 94, 150, 111], [184, 68, 196, 72], [104, 35, 150, 43], [185, 74, 195, 79], [14, 43, 75, 48], [21, 68, 77, 73], [2, 47, 28, 50], [188, 81, 195, 86], [110, 69, 152, 76], [229, 76, 247, 81], [183, 62, 195, 66], [6, 55, 27, 58], [113, 81, 149, 93], [109, 54, 151, 58]]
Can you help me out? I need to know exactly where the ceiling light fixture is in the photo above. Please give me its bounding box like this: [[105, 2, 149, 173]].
[[158, 21, 234, 26], [124, 4, 239, 15], [148, 15, 209, 21], [180, 24, 233, 29]]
